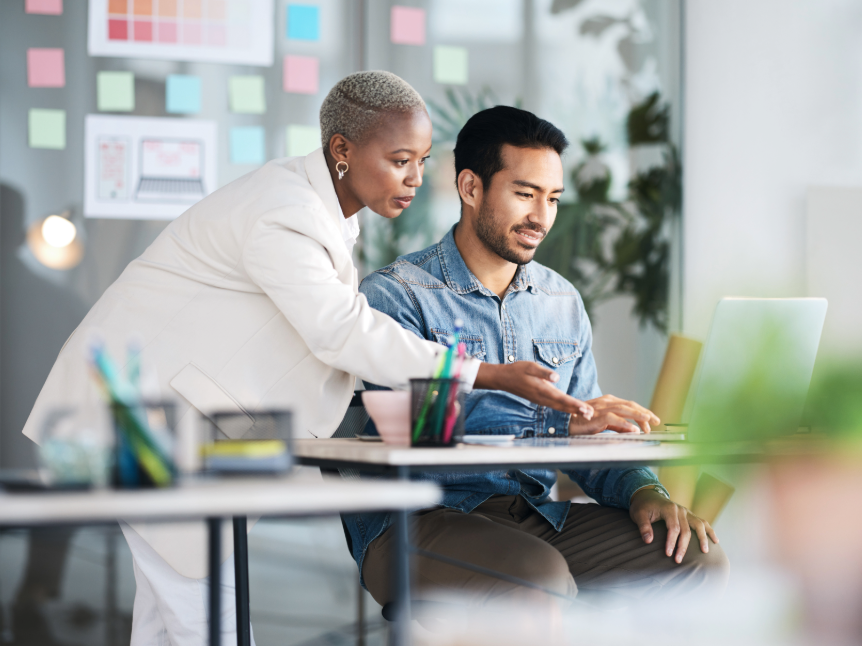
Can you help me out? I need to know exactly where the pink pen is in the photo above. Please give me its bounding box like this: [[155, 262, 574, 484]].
[[442, 343, 467, 443]]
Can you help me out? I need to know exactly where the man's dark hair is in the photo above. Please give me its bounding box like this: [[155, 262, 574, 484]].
[[453, 105, 569, 192]]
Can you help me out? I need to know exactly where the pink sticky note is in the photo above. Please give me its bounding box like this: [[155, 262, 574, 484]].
[[391, 6, 425, 45], [27, 48, 65, 88], [26, 0, 63, 14], [283, 55, 319, 95]]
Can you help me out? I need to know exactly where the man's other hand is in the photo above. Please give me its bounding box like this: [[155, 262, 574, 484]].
[[567, 394, 659, 434], [629, 488, 719, 563], [475, 362, 594, 419]]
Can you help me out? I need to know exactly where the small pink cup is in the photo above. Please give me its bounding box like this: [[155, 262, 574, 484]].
[[361, 390, 411, 446]]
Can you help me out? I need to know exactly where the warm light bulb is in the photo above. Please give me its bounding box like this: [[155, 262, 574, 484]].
[[41, 215, 77, 248]]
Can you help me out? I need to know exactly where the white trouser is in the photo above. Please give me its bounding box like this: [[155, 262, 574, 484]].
[[120, 522, 256, 646]]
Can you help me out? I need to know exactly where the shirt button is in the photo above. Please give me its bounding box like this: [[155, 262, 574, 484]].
[[501, 303, 506, 309], [552, 357, 559, 365], [548, 427, 556, 435], [507, 355, 515, 363]]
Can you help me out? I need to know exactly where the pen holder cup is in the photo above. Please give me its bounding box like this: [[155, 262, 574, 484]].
[[410, 378, 466, 447], [110, 400, 177, 489], [203, 410, 293, 475]]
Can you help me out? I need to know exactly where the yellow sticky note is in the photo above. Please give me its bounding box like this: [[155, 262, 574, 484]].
[[229, 75, 266, 114], [29, 109, 66, 149], [434, 46, 468, 85], [286, 125, 320, 157], [97, 71, 135, 112]]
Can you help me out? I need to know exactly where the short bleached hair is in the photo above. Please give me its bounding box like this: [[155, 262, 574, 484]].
[[319, 71, 426, 149]]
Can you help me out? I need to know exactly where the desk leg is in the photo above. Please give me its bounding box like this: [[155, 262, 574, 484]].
[[391, 465, 411, 646], [208, 518, 221, 646], [233, 517, 251, 646]]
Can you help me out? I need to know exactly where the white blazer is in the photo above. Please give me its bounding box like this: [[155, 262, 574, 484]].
[[22, 148, 443, 578]]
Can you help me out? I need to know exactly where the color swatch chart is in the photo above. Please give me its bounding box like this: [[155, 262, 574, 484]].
[[105, 0, 246, 48], [88, 0, 274, 66]]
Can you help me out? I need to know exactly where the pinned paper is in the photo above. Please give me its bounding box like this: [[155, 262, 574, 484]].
[[27, 48, 65, 88], [166, 74, 201, 114], [283, 55, 318, 95], [434, 46, 468, 85], [26, 0, 63, 14], [229, 75, 266, 113], [287, 4, 320, 41], [97, 71, 135, 112], [230, 126, 265, 165], [390, 6, 425, 45], [29, 109, 66, 149], [286, 125, 320, 157]]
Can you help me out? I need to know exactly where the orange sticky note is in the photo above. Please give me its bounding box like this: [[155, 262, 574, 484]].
[[390, 6, 425, 45], [26, 0, 63, 14], [27, 48, 65, 88], [283, 55, 319, 95]]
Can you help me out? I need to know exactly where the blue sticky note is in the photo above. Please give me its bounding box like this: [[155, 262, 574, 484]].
[[166, 75, 201, 114], [287, 5, 320, 41], [230, 126, 265, 165]]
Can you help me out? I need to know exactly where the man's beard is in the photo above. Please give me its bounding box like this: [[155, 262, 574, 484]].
[[474, 201, 545, 265]]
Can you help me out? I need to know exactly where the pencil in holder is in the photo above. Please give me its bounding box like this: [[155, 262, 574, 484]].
[[410, 378, 465, 447], [110, 400, 177, 489]]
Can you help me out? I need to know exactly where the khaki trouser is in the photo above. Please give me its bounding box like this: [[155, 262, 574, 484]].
[[363, 495, 729, 609]]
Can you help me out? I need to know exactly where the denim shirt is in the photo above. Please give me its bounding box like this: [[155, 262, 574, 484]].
[[342, 225, 665, 583]]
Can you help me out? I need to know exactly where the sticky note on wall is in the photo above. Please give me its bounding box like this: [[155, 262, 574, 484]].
[[287, 4, 320, 41], [97, 71, 135, 112], [29, 109, 66, 149], [229, 75, 266, 113], [26, 0, 63, 14], [434, 46, 468, 85], [283, 55, 319, 94], [166, 75, 201, 114], [286, 125, 320, 157], [390, 6, 425, 45], [230, 126, 265, 165], [27, 48, 65, 88]]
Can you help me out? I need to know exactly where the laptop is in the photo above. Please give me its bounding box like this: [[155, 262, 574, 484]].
[[683, 297, 827, 443], [534, 297, 827, 446], [135, 138, 206, 202]]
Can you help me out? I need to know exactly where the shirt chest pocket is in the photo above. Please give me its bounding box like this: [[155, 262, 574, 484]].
[[431, 329, 486, 362], [532, 339, 581, 371]]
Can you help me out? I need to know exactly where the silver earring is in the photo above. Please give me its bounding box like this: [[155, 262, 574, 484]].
[[336, 161, 349, 180]]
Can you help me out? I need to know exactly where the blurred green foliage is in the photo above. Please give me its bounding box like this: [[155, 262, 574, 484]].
[[535, 92, 681, 331], [806, 363, 862, 440]]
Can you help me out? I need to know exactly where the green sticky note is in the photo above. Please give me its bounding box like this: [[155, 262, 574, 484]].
[[97, 71, 135, 112], [286, 125, 320, 157], [434, 46, 468, 85], [229, 75, 266, 114], [29, 108, 66, 149]]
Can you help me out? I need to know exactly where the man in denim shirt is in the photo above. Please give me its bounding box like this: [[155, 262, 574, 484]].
[[346, 106, 728, 608]]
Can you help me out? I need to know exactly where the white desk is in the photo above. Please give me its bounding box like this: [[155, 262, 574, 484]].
[[0, 476, 440, 525], [294, 437, 706, 470], [0, 475, 440, 646]]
